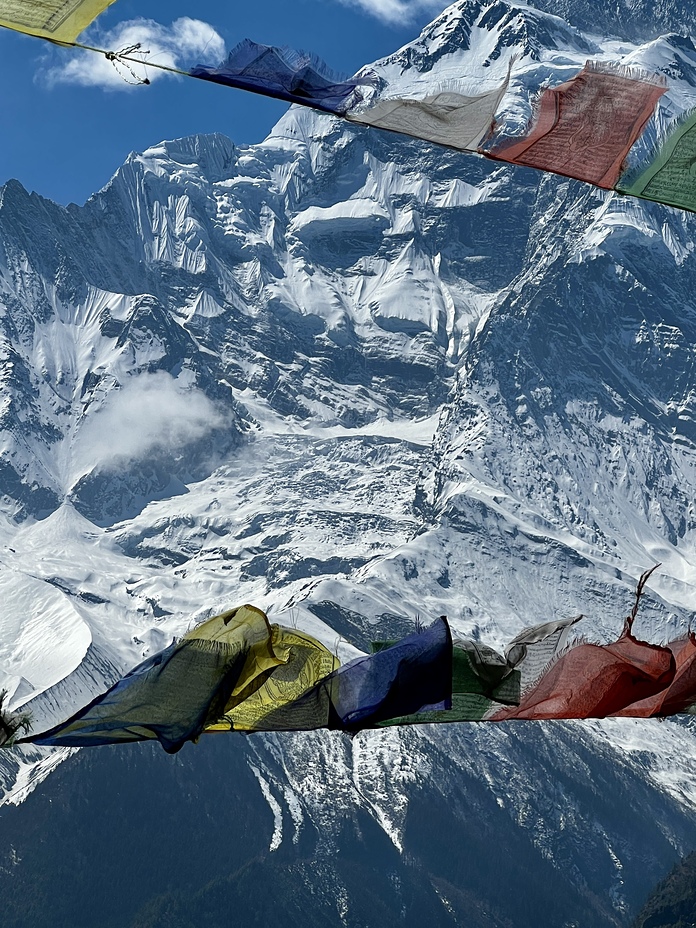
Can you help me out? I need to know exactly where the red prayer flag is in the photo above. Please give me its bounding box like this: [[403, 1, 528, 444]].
[[490, 627, 675, 721], [487, 62, 665, 189], [612, 633, 696, 717]]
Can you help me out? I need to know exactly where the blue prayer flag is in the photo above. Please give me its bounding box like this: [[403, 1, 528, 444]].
[[190, 39, 377, 115]]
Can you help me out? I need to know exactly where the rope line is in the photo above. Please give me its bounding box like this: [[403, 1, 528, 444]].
[[0, 24, 191, 83], [73, 38, 190, 81]]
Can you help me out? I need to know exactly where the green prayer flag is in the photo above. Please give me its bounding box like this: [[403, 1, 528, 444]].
[[618, 109, 696, 212], [374, 639, 521, 725]]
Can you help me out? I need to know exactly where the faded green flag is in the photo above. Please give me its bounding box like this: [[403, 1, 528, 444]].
[[618, 109, 696, 213]]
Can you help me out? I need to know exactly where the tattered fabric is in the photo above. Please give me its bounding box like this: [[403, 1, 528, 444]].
[[491, 622, 675, 721], [24, 605, 281, 753], [612, 634, 696, 717], [502, 614, 582, 692], [0, 0, 114, 41], [252, 617, 452, 731], [618, 109, 696, 212], [347, 74, 510, 152], [488, 62, 665, 189], [190, 39, 376, 116]]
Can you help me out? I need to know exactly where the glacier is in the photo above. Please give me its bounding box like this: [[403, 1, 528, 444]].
[[1, 0, 696, 924]]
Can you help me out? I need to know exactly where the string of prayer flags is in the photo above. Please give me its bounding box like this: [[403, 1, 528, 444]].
[[188, 44, 685, 211], [3, 3, 696, 218], [16, 568, 696, 754]]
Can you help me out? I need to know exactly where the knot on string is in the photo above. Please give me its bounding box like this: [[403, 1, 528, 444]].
[[105, 42, 151, 85]]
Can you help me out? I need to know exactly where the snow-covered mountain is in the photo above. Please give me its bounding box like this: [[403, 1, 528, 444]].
[[527, 0, 696, 41], [2, 1, 696, 924]]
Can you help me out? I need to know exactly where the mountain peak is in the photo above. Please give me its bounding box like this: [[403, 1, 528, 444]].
[[374, 0, 597, 77], [4, 9, 696, 921], [138, 133, 238, 178]]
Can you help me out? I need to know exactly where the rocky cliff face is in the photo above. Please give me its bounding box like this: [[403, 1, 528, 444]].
[[2, 2, 696, 924]]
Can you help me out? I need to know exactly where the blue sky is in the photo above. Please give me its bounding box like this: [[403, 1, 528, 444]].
[[0, 0, 448, 205]]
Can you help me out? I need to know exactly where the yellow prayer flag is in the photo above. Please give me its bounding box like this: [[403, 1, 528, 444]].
[[0, 0, 115, 43], [205, 625, 339, 732], [185, 604, 286, 710]]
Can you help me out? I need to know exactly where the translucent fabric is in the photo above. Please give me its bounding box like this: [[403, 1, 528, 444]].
[[502, 614, 581, 693], [25, 639, 246, 754], [21, 581, 696, 750], [190, 39, 376, 116], [612, 634, 696, 717], [347, 76, 509, 152], [24, 606, 283, 753], [252, 617, 452, 732], [205, 626, 339, 732], [488, 62, 665, 189], [375, 639, 521, 725], [492, 626, 675, 721], [0, 0, 114, 42], [618, 109, 696, 212]]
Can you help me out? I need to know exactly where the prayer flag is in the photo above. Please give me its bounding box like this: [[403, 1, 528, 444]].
[[24, 605, 280, 753], [491, 627, 675, 720], [205, 626, 339, 732], [347, 73, 510, 152], [190, 39, 376, 115], [612, 634, 696, 717], [0, 0, 115, 42], [617, 109, 696, 212], [488, 62, 665, 189]]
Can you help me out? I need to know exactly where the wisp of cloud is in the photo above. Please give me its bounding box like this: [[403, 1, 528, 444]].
[[43, 17, 225, 90], [338, 0, 449, 25], [74, 371, 229, 474]]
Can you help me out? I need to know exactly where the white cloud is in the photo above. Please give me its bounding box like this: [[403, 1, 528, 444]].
[[338, 0, 449, 25], [74, 371, 228, 472], [43, 17, 225, 91]]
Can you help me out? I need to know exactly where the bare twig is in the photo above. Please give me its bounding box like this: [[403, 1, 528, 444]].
[[625, 563, 661, 634]]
